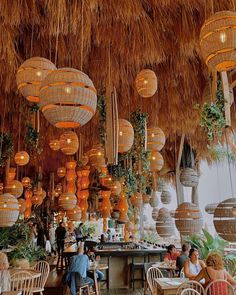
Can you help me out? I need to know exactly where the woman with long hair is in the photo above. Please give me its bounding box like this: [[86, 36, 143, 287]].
[[0, 252, 11, 291], [184, 248, 205, 279]]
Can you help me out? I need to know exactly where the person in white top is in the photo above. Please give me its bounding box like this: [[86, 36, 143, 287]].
[[184, 248, 206, 279], [0, 252, 11, 292]]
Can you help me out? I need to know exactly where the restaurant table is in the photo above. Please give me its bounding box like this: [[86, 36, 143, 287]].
[[155, 277, 188, 295], [9, 269, 41, 280], [2, 292, 21, 295], [153, 262, 177, 277], [89, 263, 109, 295]]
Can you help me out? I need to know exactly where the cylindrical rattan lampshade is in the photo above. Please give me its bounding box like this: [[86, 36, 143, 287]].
[[147, 127, 166, 152], [57, 167, 66, 178], [5, 180, 23, 198], [88, 144, 106, 168], [149, 191, 160, 208], [180, 168, 199, 187], [149, 151, 164, 172], [16, 57, 56, 102], [101, 190, 112, 218], [213, 198, 236, 242], [49, 139, 60, 151], [59, 192, 77, 210], [205, 203, 218, 214], [118, 119, 134, 153], [66, 205, 82, 221], [156, 208, 175, 237], [21, 177, 31, 188], [200, 11, 236, 71], [14, 151, 30, 166], [152, 207, 159, 221], [59, 131, 79, 155], [0, 193, 19, 227], [161, 190, 171, 205], [39, 67, 97, 128], [110, 181, 122, 196], [135, 69, 157, 98], [175, 202, 203, 236]]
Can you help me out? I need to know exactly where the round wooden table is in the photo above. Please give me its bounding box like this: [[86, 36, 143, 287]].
[[89, 263, 109, 295]]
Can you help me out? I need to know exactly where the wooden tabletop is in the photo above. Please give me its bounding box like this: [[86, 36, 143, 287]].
[[89, 263, 109, 271], [153, 262, 177, 271], [2, 292, 21, 295], [155, 277, 188, 295], [9, 269, 41, 279]]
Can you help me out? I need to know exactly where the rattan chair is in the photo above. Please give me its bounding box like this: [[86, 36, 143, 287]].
[[146, 266, 163, 295], [179, 267, 185, 278], [10, 270, 34, 295], [180, 288, 201, 295], [32, 260, 50, 295], [176, 280, 205, 295], [205, 279, 234, 295]]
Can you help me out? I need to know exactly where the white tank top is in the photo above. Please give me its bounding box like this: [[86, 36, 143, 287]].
[[189, 260, 201, 275]]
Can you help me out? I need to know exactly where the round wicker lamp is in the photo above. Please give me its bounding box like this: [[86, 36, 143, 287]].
[[135, 69, 157, 98], [5, 180, 23, 198], [147, 127, 166, 152], [152, 207, 159, 221], [205, 203, 218, 214], [180, 168, 199, 187], [18, 198, 26, 214], [200, 11, 236, 71], [21, 177, 31, 188], [0, 193, 19, 227], [118, 119, 134, 153], [16, 57, 56, 103], [57, 167, 66, 178], [66, 205, 82, 221], [39, 67, 97, 128], [149, 191, 160, 208], [149, 151, 164, 172], [31, 195, 43, 206], [161, 190, 171, 205], [175, 202, 203, 235], [14, 151, 30, 166], [49, 139, 60, 151], [88, 144, 106, 168], [59, 131, 79, 155], [59, 192, 77, 210], [213, 198, 236, 242], [156, 209, 175, 237]]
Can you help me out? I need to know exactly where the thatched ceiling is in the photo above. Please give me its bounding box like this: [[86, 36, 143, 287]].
[[0, 0, 236, 176]]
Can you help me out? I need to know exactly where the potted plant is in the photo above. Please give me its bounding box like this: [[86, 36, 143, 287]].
[[0, 228, 9, 250]]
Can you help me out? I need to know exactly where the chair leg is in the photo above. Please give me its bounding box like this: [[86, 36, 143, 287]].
[[86, 285, 90, 295]]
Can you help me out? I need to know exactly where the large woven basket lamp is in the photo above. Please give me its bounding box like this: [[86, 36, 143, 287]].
[[118, 119, 134, 153], [49, 139, 60, 151], [14, 151, 30, 166], [88, 144, 106, 168], [149, 151, 164, 172], [213, 198, 236, 242], [66, 205, 82, 221], [156, 208, 175, 237], [59, 192, 77, 210], [59, 131, 79, 155], [5, 180, 24, 198], [147, 127, 166, 152], [149, 190, 160, 208], [200, 11, 236, 71], [161, 190, 172, 205], [16, 57, 56, 103], [175, 202, 203, 236], [180, 168, 199, 187], [0, 193, 19, 227], [135, 69, 157, 98], [39, 68, 97, 128]]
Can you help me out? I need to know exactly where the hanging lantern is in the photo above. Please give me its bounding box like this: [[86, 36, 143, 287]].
[[49, 139, 60, 151], [152, 208, 159, 221], [81, 168, 90, 190], [5, 180, 23, 198], [200, 11, 236, 71], [59, 131, 79, 155], [18, 198, 26, 213], [147, 127, 166, 152], [24, 189, 33, 199], [161, 190, 171, 205], [59, 192, 77, 210], [213, 198, 236, 242], [111, 181, 122, 196], [180, 168, 199, 187], [175, 202, 203, 236], [16, 57, 56, 103], [39, 67, 97, 128], [156, 208, 175, 237], [79, 190, 89, 220], [149, 151, 164, 172], [66, 161, 77, 193], [57, 167, 66, 178], [14, 151, 30, 166], [135, 69, 157, 98], [66, 205, 82, 221], [101, 190, 112, 218], [31, 194, 43, 206], [117, 192, 129, 223], [149, 191, 160, 208], [21, 177, 31, 188], [88, 144, 106, 168], [8, 168, 16, 181], [0, 193, 19, 227], [130, 192, 143, 209], [118, 119, 134, 153], [205, 203, 218, 214]]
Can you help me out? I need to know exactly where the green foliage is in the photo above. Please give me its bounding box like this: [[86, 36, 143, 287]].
[[185, 229, 229, 260], [208, 143, 236, 165], [0, 228, 10, 249], [24, 123, 42, 155], [97, 94, 106, 146], [141, 231, 160, 244], [197, 80, 225, 141], [82, 222, 96, 237], [224, 254, 236, 276], [0, 132, 14, 167]]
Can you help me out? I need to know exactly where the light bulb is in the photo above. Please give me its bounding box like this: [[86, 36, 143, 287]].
[[65, 86, 72, 94], [3, 203, 7, 208], [220, 31, 227, 43], [119, 131, 123, 136], [108, 177, 112, 181], [152, 156, 156, 160], [36, 71, 42, 77], [20, 155, 24, 159], [66, 138, 72, 144], [151, 133, 155, 138], [13, 185, 16, 189], [66, 197, 69, 200], [144, 79, 148, 85], [98, 152, 102, 156]]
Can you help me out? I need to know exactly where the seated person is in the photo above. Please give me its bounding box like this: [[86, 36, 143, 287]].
[[176, 243, 190, 271], [0, 252, 11, 292], [194, 252, 236, 290], [164, 244, 180, 262], [184, 248, 205, 279], [86, 247, 104, 282], [68, 243, 94, 288]]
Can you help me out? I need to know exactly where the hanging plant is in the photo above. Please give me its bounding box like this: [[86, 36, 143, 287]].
[[24, 123, 43, 155], [196, 79, 225, 141], [0, 132, 14, 167], [97, 94, 106, 147], [28, 103, 40, 114]]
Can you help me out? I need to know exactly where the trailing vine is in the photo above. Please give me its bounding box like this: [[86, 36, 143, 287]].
[[97, 94, 106, 147], [24, 123, 42, 155], [0, 132, 14, 167]]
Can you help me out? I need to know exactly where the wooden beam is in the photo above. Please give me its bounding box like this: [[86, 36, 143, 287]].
[[176, 134, 185, 205], [221, 71, 231, 127]]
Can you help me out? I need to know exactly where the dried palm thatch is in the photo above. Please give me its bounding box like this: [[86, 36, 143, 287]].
[[0, 0, 235, 176]]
